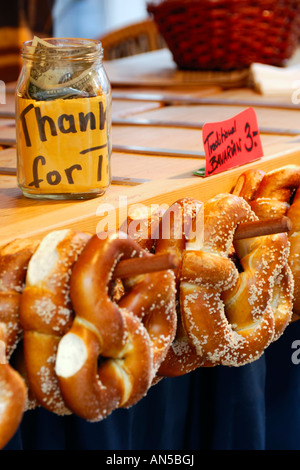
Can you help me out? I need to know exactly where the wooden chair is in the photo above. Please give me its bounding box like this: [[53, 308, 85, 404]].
[[99, 18, 165, 60]]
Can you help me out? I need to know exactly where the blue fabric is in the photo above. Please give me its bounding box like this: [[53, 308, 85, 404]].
[[265, 320, 300, 450], [4, 320, 300, 450]]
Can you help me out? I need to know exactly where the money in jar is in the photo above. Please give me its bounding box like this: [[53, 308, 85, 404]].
[[15, 37, 112, 199]]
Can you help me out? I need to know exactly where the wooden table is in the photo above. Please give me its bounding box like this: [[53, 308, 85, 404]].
[[1, 49, 300, 245]]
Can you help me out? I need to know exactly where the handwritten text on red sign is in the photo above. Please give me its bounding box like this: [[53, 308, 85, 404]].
[[202, 108, 263, 177]]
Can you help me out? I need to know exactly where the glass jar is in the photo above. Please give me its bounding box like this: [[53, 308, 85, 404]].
[[15, 37, 112, 200]]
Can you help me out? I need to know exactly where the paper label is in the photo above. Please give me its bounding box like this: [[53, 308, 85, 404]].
[[202, 108, 263, 177], [16, 95, 110, 193]]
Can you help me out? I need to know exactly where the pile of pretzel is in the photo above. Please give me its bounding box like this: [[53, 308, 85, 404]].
[[0, 164, 299, 449], [0, 228, 177, 449]]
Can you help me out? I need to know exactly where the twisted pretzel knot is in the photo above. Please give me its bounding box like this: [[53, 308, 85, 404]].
[[20, 229, 91, 415], [232, 164, 300, 317], [0, 239, 36, 449], [181, 193, 292, 366], [155, 198, 210, 376], [55, 231, 176, 422]]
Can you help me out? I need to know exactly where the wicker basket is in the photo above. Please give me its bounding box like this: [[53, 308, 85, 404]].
[[147, 0, 300, 70]]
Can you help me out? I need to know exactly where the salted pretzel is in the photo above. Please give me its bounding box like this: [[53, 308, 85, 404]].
[[0, 238, 37, 449], [19, 229, 91, 416], [232, 164, 300, 318], [180, 193, 293, 367], [55, 231, 176, 422], [108, 219, 178, 374], [155, 198, 214, 376], [245, 165, 300, 220], [119, 205, 182, 374], [123, 198, 210, 376]]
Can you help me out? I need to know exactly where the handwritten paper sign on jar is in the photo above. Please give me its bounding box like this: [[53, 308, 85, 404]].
[[202, 108, 263, 177], [16, 37, 111, 200]]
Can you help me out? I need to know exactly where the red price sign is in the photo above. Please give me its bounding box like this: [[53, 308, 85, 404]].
[[202, 108, 263, 177]]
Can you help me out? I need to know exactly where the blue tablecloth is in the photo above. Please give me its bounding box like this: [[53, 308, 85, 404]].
[[5, 320, 300, 450]]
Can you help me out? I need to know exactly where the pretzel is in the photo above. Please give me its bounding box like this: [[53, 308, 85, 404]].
[[0, 239, 36, 449], [180, 193, 293, 366], [232, 165, 300, 318], [119, 203, 184, 375], [124, 198, 211, 376], [154, 198, 215, 376], [19, 229, 91, 416], [55, 231, 177, 421]]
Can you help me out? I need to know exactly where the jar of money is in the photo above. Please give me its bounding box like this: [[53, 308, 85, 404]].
[[15, 37, 112, 200]]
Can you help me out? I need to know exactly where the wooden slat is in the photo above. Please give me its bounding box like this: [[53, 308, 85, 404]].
[[0, 93, 15, 117], [112, 116, 300, 136], [112, 90, 300, 110], [0, 147, 205, 181], [0, 124, 16, 144], [0, 147, 16, 167], [112, 144, 205, 158]]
